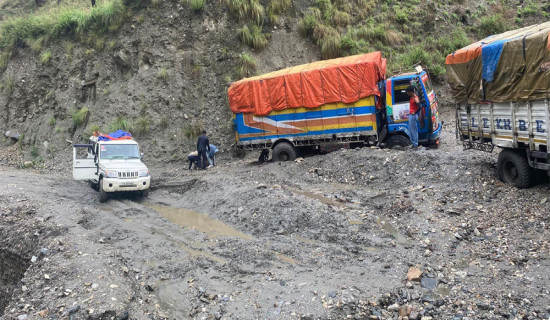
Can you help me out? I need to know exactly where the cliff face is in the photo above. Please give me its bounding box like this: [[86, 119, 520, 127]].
[[0, 0, 318, 169]]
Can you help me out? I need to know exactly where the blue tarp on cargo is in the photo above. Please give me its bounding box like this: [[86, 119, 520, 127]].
[[481, 39, 507, 82], [98, 130, 132, 141]]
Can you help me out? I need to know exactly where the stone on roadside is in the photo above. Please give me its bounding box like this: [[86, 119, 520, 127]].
[[420, 277, 438, 290], [407, 267, 422, 282], [399, 305, 412, 317]]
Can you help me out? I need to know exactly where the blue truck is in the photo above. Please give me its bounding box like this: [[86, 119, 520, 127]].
[[228, 53, 442, 161]]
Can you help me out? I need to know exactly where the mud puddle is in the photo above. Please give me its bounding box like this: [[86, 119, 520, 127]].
[[376, 218, 409, 245], [147, 225, 227, 264], [145, 203, 253, 240]]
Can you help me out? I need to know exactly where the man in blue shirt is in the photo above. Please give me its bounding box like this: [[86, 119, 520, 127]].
[[207, 144, 219, 167]]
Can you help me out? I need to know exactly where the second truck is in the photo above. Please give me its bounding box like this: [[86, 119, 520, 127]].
[[228, 52, 442, 162], [448, 21, 550, 188]]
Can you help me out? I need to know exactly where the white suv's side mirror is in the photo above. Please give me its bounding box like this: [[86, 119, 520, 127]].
[[140, 153, 144, 160]]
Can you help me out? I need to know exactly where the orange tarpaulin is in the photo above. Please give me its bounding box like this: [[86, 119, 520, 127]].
[[228, 52, 386, 116]]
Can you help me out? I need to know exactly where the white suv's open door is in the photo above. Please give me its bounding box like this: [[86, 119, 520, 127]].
[[73, 144, 97, 180]]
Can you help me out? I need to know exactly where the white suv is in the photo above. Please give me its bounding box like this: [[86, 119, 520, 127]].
[[73, 137, 151, 202]]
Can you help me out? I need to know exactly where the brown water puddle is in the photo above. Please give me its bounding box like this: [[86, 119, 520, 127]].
[[145, 203, 253, 240], [376, 218, 409, 245]]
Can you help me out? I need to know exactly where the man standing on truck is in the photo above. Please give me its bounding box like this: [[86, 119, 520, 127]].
[[197, 131, 210, 170], [407, 86, 420, 149]]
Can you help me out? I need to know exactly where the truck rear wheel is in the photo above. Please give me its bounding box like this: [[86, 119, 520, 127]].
[[385, 135, 411, 150], [497, 149, 534, 188], [272, 142, 297, 162], [99, 178, 109, 203]]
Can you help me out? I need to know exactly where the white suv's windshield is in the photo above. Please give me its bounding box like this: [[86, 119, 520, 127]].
[[100, 144, 140, 160]]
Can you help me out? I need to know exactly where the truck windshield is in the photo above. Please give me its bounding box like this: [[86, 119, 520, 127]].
[[100, 144, 140, 160]]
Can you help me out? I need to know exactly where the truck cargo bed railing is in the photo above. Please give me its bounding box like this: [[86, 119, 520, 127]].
[[457, 99, 549, 153]]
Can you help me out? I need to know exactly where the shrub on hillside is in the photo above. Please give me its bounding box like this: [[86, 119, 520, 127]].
[[238, 24, 268, 50], [72, 107, 90, 127], [236, 53, 257, 79], [476, 14, 506, 38], [222, 0, 264, 25], [190, 0, 206, 12], [109, 116, 130, 132], [133, 116, 150, 135]]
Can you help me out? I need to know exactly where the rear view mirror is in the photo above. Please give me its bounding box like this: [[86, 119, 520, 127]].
[[140, 152, 144, 160]]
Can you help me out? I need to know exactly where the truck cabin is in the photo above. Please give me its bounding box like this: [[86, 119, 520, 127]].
[[386, 70, 439, 133]]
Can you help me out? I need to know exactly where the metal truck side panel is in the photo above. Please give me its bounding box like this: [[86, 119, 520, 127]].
[[235, 96, 377, 145], [458, 99, 549, 150]]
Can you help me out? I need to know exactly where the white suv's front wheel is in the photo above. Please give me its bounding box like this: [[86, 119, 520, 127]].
[[99, 179, 109, 203]]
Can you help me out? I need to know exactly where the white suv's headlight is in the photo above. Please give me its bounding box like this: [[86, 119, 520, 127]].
[[105, 170, 118, 178], [138, 169, 149, 177]]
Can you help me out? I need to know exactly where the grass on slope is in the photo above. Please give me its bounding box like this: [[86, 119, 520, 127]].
[[297, 0, 549, 79]]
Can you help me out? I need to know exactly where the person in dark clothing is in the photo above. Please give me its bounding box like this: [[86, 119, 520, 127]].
[[196, 130, 210, 169]]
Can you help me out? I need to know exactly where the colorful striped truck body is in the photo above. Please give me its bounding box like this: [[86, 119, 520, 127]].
[[234, 97, 378, 147]]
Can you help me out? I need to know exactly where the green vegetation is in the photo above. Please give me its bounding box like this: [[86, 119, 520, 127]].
[[0, 0, 129, 66], [158, 68, 169, 83], [183, 122, 203, 139], [296, 0, 488, 78], [48, 116, 56, 127], [191, 64, 202, 78], [476, 14, 507, 38], [18, 133, 24, 150], [190, 0, 206, 12], [133, 116, 150, 135], [1, 74, 15, 95], [109, 116, 130, 132], [72, 107, 89, 127], [40, 50, 52, 64], [159, 117, 169, 129], [267, 0, 291, 24], [236, 53, 257, 79], [238, 24, 268, 50], [30, 146, 39, 158], [0, 51, 9, 68], [221, 0, 264, 25]]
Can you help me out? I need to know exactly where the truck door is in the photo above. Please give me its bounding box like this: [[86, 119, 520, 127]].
[[73, 144, 97, 180], [419, 72, 439, 136]]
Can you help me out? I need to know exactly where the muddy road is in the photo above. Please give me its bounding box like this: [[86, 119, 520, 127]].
[[1, 109, 550, 320]]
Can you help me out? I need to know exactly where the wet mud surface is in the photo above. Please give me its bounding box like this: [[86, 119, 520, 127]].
[[1, 108, 550, 319]]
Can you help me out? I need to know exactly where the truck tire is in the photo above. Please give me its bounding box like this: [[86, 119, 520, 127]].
[[385, 135, 412, 150], [497, 149, 534, 188], [272, 142, 297, 162], [99, 178, 109, 203], [89, 180, 99, 191], [258, 149, 270, 163]]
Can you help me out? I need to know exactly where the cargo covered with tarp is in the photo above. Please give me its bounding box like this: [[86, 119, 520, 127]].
[[446, 21, 550, 103], [228, 52, 386, 116]]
